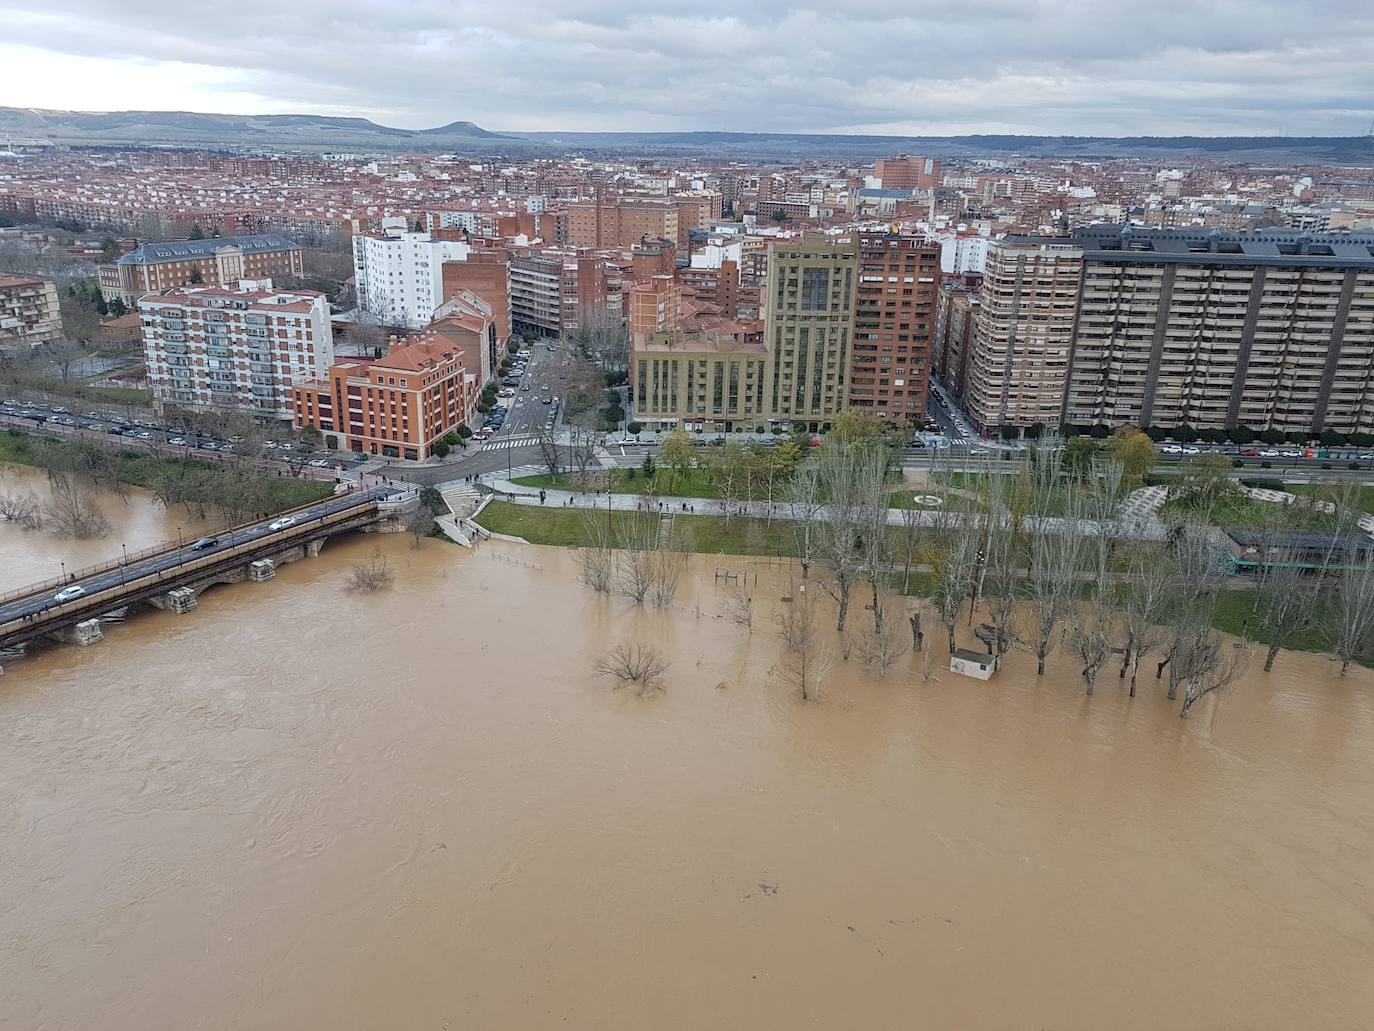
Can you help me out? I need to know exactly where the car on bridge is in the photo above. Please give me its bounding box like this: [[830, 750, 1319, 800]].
[[268, 516, 298, 531], [190, 536, 219, 551], [53, 585, 85, 603]]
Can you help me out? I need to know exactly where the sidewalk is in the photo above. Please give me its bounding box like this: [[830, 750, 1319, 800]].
[[480, 474, 1170, 540]]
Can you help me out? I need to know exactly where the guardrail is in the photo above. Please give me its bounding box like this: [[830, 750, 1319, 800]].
[[0, 486, 399, 608]]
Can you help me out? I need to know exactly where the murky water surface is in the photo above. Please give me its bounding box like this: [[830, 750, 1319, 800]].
[[1, 468, 1371, 1029]]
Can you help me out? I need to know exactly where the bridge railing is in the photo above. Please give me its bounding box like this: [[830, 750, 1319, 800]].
[[0, 486, 396, 608]]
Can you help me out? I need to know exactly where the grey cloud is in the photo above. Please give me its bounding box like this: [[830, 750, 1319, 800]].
[[2, 0, 1372, 134]]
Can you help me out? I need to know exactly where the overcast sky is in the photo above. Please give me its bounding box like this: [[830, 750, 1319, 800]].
[[2, 0, 1371, 136]]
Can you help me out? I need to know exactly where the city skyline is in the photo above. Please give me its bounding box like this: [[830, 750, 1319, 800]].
[[3, 0, 1373, 137]]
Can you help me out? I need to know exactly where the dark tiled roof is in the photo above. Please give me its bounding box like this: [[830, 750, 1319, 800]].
[[118, 234, 300, 265]]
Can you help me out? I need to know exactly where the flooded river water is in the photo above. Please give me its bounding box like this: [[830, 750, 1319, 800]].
[[1, 469, 1372, 1029]]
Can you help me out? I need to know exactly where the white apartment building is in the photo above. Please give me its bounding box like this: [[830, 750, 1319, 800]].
[[930, 230, 991, 275], [352, 228, 471, 329], [140, 282, 334, 420]]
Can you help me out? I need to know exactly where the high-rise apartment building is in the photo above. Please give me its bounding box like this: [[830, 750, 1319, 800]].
[[352, 228, 471, 329], [1062, 227, 1374, 435], [0, 275, 62, 349], [959, 237, 1082, 431], [140, 284, 334, 420], [104, 235, 303, 306], [765, 236, 857, 427], [509, 254, 563, 337], [566, 198, 679, 249], [874, 155, 941, 191], [848, 233, 941, 421]]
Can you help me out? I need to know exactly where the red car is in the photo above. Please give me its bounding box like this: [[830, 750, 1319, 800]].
[[1240, 448, 1260, 457]]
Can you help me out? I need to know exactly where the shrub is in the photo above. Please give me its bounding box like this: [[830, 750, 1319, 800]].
[[456, 424, 472, 438], [625, 466, 637, 481], [1231, 459, 1243, 468], [1321, 462, 1333, 470], [626, 421, 643, 435], [432, 440, 450, 458], [1350, 462, 1362, 470], [1260, 460, 1272, 469]]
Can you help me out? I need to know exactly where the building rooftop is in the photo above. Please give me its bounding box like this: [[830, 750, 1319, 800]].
[[118, 234, 300, 265], [0, 273, 50, 289], [1004, 225, 1374, 269]]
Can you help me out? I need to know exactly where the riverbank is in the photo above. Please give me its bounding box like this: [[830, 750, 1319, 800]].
[[473, 498, 1372, 669], [0, 429, 334, 515]]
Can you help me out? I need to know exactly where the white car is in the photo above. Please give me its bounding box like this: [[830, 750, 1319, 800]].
[[54, 585, 85, 603], [1279, 450, 1301, 458], [1160, 445, 1182, 454], [1259, 449, 1279, 457], [1180, 446, 1200, 455], [308, 459, 331, 468], [268, 516, 297, 531]]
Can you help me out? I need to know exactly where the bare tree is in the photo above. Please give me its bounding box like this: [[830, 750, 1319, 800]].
[[1156, 521, 1226, 700], [534, 427, 562, 477], [0, 489, 44, 529], [576, 509, 616, 593], [1177, 628, 1251, 719], [815, 439, 871, 633], [1022, 513, 1086, 676], [931, 514, 980, 654], [614, 509, 661, 603], [348, 547, 395, 592], [43, 472, 110, 538], [567, 425, 603, 487], [594, 642, 669, 694], [857, 596, 907, 675], [726, 588, 754, 631], [1252, 546, 1317, 672], [647, 548, 684, 609], [407, 508, 434, 548], [1069, 602, 1113, 695], [773, 582, 832, 701], [1117, 546, 1172, 696], [1326, 549, 1374, 675], [1084, 457, 1126, 596], [786, 459, 824, 579]]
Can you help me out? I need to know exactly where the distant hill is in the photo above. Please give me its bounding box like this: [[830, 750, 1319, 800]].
[[514, 129, 1374, 163], [0, 108, 529, 152], [2, 108, 1371, 163]]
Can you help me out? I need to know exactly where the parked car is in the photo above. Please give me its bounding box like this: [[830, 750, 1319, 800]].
[[267, 516, 297, 531], [189, 536, 219, 551], [1180, 446, 1200, 455], [168, 437, 186, 446], [1240, 448, 1260, 457], [54, 585, 85, 603], [308, 459, 331, 468], [1259, 449, 1279, 457]]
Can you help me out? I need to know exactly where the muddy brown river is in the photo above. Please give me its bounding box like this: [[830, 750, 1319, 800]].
[[1, 469, 1372, 1029]]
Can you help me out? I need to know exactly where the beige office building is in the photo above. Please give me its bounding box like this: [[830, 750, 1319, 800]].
[[765, 235, 858, 427]]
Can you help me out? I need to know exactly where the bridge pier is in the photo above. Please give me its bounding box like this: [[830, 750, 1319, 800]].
[[306, 539, 324, 557], [165, 587, 198, 614], [53, 618, 104, 646], [248, 559, 276, 582]]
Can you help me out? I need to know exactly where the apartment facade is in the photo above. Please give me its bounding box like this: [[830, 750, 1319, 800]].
[[959, 237, 1082, 431], [352, 228, 471, 329], [105, 235, 303, 305], [292, 336, 476, 460], [848, 233, 941, 422], [1062, 227, 1374, 435], [766, 235, 858, 427], [140, 284, 334, 420], [566, 199, 679, 250], [0, 275, 62, 349]]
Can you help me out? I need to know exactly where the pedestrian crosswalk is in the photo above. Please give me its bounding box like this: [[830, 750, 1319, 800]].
[[482, 433, 541, 451]]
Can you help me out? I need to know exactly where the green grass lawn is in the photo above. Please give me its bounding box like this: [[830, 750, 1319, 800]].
[[511, 467, 729, 499], [1159, 493, 1342, 531], [1286, 482, 1374, 517], [475, 500, 801, 556]]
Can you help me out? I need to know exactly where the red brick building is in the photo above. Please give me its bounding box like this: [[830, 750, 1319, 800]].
[[848, 233, 942, 423]]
